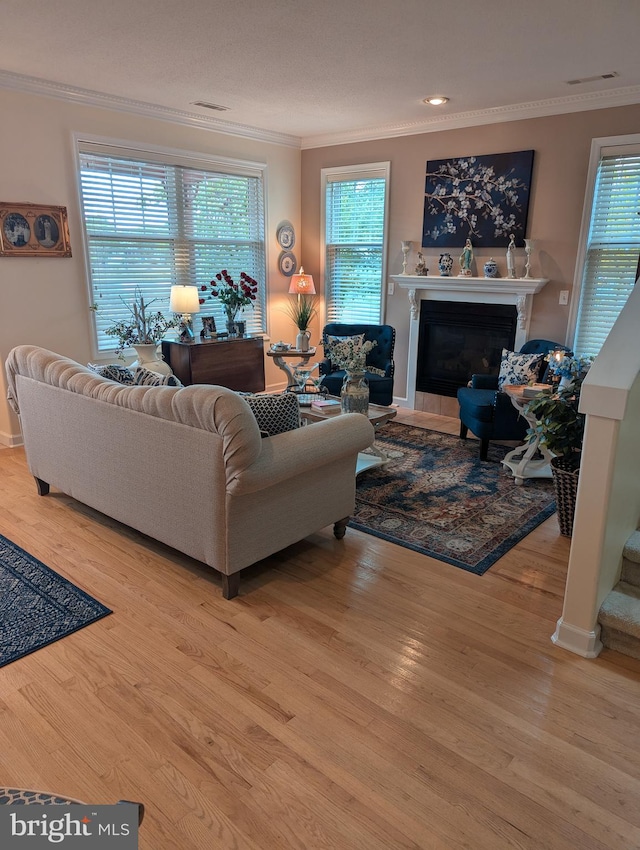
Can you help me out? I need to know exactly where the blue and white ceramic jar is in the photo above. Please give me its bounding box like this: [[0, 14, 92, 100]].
[[438, 253, 453, 276], [483, 258, 499, 278]]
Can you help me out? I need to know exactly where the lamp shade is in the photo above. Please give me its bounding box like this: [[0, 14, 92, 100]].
[[288, 267, 316, 295], [170, 285, 200, 314]]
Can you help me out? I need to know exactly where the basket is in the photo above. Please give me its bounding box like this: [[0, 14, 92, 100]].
[[550, 454, 581, 537]]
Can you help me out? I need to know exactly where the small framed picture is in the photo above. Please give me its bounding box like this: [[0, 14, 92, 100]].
[[0, 202, 72, 257], [200, 316, 217, 338]]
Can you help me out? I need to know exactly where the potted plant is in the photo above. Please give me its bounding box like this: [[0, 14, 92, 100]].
[[524, 353, 593, 536], [285, 294, 319, 351], [96, 288, 177, 371]]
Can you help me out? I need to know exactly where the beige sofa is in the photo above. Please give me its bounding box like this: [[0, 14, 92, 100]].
[[6, 345, 374, 598]]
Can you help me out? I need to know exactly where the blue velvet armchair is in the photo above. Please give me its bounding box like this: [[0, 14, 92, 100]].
[[319, 323, 396, 406], [457, 339, 571, 460]]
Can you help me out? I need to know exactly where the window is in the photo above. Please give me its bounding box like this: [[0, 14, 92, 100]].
[[572, 142, 640, 357], [77, 141, 266, 352], [322, 162, 390, 323]]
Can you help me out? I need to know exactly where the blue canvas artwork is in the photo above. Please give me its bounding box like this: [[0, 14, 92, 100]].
[[422, 149, 534, 249]]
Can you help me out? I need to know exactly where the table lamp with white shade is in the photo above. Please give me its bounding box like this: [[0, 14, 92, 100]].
[[170, 285, 200, 342]]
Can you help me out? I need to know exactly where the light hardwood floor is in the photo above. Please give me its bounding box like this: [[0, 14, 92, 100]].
[[1, 410, 639, 850]]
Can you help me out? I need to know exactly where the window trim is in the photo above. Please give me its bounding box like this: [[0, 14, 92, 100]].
[[320, 161, 391, 324], [567, 132, 640, 350], [72, 133, 269, 359]]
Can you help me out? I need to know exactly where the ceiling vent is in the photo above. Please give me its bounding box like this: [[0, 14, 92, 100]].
[[191, 101, 229, 112], [566, 71, 619, 85]]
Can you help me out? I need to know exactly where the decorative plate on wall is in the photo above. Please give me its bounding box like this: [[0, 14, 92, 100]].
[[278, 251, 297, 276], [277, 222, 295, 250]]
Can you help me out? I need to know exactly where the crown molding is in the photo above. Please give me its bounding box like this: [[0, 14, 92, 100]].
[[0, 70, 302, 149], [301, 85, 640, 149], [2, 69, 639, 152]]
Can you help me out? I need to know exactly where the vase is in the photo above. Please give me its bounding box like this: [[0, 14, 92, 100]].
[[226, 313, 241, 336], [483, 258, 498, 278], [550, 454, 581, 537], [340, 370, 369, 414], [438, 253, 453, 276], [296, 330, 311, 352], [130, 343, 172, 376]]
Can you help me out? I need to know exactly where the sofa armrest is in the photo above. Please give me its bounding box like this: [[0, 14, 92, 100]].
[[227, 414, 374, 495], [471, 374, 499, 390], [318, 358, 332, 376]]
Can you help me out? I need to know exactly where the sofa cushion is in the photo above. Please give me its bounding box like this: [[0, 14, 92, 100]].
[[497, 349, 543, 390], [239, 391, 300, 437]]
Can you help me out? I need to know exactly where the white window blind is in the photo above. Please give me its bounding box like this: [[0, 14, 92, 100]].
[[573, 151, 640, 357], [323, 164, 389, 323], [78, 146, 266, 351]]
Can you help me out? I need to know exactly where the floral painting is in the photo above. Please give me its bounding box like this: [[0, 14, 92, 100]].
[[421, 150, 534, 248]]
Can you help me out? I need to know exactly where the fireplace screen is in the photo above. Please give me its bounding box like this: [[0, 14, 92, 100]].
[[416, 301, 517, 397]]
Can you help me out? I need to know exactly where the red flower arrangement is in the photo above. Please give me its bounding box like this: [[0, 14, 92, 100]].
[[199, 269, 258, 320]]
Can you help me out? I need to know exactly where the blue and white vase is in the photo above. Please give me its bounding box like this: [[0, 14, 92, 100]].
[[438, 253, 453, 276], [483, 258, 499, 278]]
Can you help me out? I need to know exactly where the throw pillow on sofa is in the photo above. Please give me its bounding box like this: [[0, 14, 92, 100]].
[[88, 363, 183, 387], [130, 367, 183, 387], [238, 391, 300, 437], [88, 363, 135, 384], [497, 349, 544, 390]]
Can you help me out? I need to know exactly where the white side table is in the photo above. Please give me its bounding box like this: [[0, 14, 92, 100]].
[[501, 385, 554, 485], [266, 347, 317, 386]]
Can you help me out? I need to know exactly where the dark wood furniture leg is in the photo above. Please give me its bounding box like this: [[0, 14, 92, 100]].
[[480, 438, 489, 461], [35, 477, 50, 496], [333, 517, 349, 539], [459, 422, 468, 440], [222, 572, 240, 600]]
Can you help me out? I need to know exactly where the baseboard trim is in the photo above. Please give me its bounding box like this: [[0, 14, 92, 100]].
[[0, 430, 23, 448], [551, 617, 603, 658]]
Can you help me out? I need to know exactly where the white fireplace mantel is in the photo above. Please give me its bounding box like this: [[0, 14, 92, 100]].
[[390, 274, 549, 409]]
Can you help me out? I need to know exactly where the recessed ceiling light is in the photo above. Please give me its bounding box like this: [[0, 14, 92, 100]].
[[423, 96, 449, 106]]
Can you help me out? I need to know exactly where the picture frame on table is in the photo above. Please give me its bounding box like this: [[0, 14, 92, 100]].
[[0, 202, 72, 257]]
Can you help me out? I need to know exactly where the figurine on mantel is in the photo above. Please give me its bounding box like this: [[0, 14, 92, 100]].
[[458, 238, 474, 276], [506, 233, 517, 279], [415, 251, 428, 276]]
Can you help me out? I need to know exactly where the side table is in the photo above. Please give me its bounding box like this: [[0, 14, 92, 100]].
[[501, 385, 554, 485], [266, 347, 317, 387]]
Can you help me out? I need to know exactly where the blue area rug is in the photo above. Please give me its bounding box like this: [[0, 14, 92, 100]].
[[352, 423, 556, 575], [0, 533, 111, 667]]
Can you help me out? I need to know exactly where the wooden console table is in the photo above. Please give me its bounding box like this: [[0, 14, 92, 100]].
[[161, 336, 265, 391]]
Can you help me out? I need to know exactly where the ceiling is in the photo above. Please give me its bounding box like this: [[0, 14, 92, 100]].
[[1, 0, 639, 148]]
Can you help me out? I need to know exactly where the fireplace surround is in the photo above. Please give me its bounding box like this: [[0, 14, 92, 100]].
[[391, 274, 549, 408]]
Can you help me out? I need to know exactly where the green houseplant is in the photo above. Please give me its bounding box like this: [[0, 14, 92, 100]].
[[524, 353, 593, 535]]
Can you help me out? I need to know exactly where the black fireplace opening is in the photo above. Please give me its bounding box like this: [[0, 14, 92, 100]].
[[416, 301, 517, 397]]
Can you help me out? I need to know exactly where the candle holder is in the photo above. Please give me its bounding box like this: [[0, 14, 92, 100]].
[[523, 239, 535, 279], [401, 240, 412, 275]]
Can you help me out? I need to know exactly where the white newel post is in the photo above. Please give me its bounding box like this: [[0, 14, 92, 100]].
[[391, 275, 549, 409]]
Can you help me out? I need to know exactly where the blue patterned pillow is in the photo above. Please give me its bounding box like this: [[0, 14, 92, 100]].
[[88, 363, 135, 384], [498, 349, 543, 390], [131, 367, 183, 387]]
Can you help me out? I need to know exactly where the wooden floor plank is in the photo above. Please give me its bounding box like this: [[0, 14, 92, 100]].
[[1, 413, 639, 849]]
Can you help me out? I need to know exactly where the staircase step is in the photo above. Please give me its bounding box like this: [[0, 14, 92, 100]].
[[621, 531, 640, 588], [599, 582, 640, 660]]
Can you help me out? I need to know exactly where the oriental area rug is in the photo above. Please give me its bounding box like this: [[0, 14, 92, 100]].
[[352, 423, 556, 575], [0, 533, 111, 667]]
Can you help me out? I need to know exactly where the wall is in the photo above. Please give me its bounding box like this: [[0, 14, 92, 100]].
[[0, 88, 301, 444], [301, 104, 640, 403]]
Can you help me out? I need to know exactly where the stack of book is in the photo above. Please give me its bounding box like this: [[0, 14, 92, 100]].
[[311, 398, 341, 412]]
